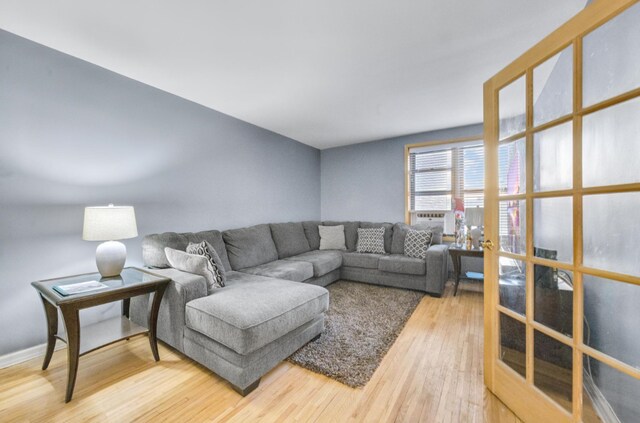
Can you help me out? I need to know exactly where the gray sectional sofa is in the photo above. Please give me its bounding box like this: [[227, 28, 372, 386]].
[[131, 221, 448, 395]]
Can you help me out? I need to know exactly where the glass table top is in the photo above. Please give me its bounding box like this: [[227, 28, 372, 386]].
[[32, 267, 169, 303]]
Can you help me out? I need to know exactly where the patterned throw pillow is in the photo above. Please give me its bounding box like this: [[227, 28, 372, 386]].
[[403, 229, 433, 259], [186, 241, 226, 288], [164, 247, 220, 292], [356, 227, 386, 254]]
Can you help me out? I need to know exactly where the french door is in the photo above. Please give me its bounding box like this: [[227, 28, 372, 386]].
[[483, 1, 640, 422]]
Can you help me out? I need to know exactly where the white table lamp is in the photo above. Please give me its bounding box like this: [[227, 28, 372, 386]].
[[83, 204, 138, 277], [465, 206, 484, 249]]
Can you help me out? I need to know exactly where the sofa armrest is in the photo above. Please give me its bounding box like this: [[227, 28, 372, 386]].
[[425, 244, 449, 296], [130, 268, 208, 351]]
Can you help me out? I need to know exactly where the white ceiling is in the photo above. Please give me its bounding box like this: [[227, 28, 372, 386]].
[[0, 0, 585, 149]]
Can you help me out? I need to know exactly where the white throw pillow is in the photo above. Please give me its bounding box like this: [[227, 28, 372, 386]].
[[165, 247, 219, 292], [318, 225, 347, 250]]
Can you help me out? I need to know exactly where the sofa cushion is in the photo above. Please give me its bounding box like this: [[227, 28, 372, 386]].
[[223, 224, 279, 270], [322, 221, 360, 251], [319, 225, 346, 250], [391, 223, 443, 254], [342, 252, 383, 269], [301, 221, 322, 250], [269, 222, 312, 259], [359, 222, 393, 253], [356, 227, 386, 254], [239, 260, 314, 282], [285, 250, 343, 277], [378, 254, 426, 276], [142, 230, 232, 271], [185, 274, 329, 355]]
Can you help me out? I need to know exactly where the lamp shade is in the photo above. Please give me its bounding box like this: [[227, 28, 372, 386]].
[[83, 204, 138, 241], [465, 206, 484, 227]]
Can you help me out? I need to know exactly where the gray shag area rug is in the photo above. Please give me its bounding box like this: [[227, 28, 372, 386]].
[[288, 280, 424, 388]]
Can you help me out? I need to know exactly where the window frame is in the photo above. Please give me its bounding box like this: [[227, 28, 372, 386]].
[[404, 135, 484, 224]]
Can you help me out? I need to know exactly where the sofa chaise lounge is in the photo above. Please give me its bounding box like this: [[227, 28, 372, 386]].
[[131, 221, 448, 395]]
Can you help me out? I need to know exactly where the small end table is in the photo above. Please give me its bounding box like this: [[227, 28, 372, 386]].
[[31, 267, 170, 402], [448, 245, 484, 296]]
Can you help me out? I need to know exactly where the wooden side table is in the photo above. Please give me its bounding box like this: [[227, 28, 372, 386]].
[[31, 267, 170, 402], [448, 246, 484, 296]]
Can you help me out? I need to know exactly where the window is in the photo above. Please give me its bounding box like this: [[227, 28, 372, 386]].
[[407, 139, 484, 213]]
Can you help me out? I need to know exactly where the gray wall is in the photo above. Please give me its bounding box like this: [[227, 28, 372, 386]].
[[0, 30, 320, 356], [320, 124, 483, 222]]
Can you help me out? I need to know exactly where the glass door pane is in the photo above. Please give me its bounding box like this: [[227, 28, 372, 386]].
[[583, 97, 640, 187], [499, 138, 526, 195], [583, 275, 640, 369], [500, 313, 527, 378], [534, 331, 573, 412], [533, 122, 573, 192], [499, 200, 526, 255], [534, 46, 573, 126], [582, 355, 640, 422], [583, 192, 640, 277], [583, 2, 640, 107], [533, 197, 573, 263], [499, 258, 526, 316], [534, 266, 573, 337], [499, 75, 526, 139]]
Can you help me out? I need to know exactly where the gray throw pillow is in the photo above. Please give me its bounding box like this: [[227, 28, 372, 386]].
[[391, 223, 443, 254], [403, 229, 433, 259], [318, 225, 347, 250], [186, 241, 226, 287], [356, 227, 386, 254], [164, 247, 221, 292]]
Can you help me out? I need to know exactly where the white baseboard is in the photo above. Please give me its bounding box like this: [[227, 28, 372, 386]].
[[0, 342, 66, 369]]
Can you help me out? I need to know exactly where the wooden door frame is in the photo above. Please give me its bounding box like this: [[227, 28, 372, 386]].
[[483, 1, 640, 422]]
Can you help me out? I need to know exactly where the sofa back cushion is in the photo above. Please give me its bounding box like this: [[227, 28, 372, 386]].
[[391, 223, 443, 255], [142, 230, 231, 271], [223, 224, 279, 270], [322, 221, 360, 251], [359, 222, 393, 253], [302, 221, 322, 250], [270, 222, 312, 259]]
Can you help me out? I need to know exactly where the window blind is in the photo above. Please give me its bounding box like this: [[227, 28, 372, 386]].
[[408, 140, 484, 212]]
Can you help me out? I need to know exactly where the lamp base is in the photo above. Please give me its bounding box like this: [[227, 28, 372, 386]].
[[470, 227, 483, 249], [96, 241, 126, 277]]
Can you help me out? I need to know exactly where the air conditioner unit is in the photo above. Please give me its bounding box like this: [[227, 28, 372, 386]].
[[410, 211, 445, 227]]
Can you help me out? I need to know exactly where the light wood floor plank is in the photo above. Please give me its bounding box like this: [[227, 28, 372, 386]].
[[0, 280, 520, 422]]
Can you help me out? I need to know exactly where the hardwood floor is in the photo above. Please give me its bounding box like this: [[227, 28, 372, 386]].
[[0, 280, 522, 422]]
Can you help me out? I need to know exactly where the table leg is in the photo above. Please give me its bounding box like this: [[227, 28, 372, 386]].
[[39, 294, 58, 370], [148, 284, 167, 362], [453, 255, 462, 296], [122, 298, 130, 318], [60, 305, 80, 403]]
